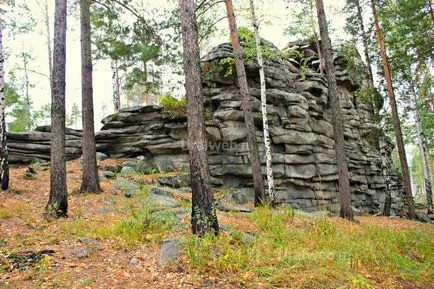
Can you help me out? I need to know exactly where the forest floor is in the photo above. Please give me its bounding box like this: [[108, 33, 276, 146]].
[[0, 159, 433, 289]]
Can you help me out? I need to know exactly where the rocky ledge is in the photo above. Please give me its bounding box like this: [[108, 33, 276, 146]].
[[5, 41, 405, 216]]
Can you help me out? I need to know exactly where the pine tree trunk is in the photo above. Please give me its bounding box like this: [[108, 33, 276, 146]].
[[225, 0, 265, 206], [111, 59, 120, 112], [315, 0, 354, 221], [79, 0, 101, 194], [0, 22, 9, 191], [44, 0, 53, 86], [180, 0, 218, 236], [45, 0, 68, 218], [249, 0, 274, 206], [410, 87, 433, 214], [354, 0, 376, 111], [371, 0, 416, 220]]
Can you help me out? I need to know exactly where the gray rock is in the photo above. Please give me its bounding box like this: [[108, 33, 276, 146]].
[[70, 248, 90, 258], [120, 165, 136, 176], [147, 194, 181, 208], [129, 257, 139, 264], [428, 214, 434, 221], [101, 196, 116, 206], [216, 202, 253, 213], [241, 233, 255, 244], [114, 177, 139, 198], [156, 159, 175, 172], [416, 212, 431, 223], [157, 174, 190, 188], [96, 152, 109, 161], [224, 188, 254, 204], [150, 186, 173, 197], [79, 237, 102, 247], [158, 238, 179, 266], [103, 171, 116, 178]]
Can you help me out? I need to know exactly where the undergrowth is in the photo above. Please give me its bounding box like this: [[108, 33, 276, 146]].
[[185, 207, 433, 288]]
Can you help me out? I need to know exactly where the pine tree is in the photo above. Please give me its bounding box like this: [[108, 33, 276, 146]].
[[370, 0, 416, 220], [180, 0, 218, 236], [224, 0, 266, 206], [79, 0, 101, 194], [45, 0, 68, 218], [315, 0, 354, 221]]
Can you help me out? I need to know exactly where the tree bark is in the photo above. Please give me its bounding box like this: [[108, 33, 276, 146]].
[[44, 0, 53, 86], [0, 21, 9, 191], [354, 0, 376, 111], [45, 0, 68, 218], [249, 0, 274, 206], [80, 0, 101, 194], [371, 0, 416, 220], [410, 85, 433, 214], [111, 59, 120, 112], [180, 0, 218, 236], [225, 0, 265, 206], [315, 0, 354, 221], [22, 55, 31, 131]]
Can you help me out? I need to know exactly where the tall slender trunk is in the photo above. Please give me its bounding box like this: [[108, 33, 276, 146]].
[[45, 0, 68, 218], [111, 59, 120, 112], [316, 0, 354, 221], [80, 0, 101, 194], [225, 0, 265, 206], [44, 0, 53, 85], [354, 0, 376, 111], [308, 0, 323, 74], [22, 55, 31, 131], [371, 0, 416, 219], [180, 0, 218, 236], [0, 22, 9, 191], [410, 84, 433, 214], [249, 0, 274, 206]]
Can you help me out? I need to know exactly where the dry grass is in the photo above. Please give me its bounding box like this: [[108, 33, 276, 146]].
[[0, 159, 433, 289]]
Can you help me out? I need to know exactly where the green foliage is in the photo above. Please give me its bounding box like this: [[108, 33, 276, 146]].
[[158, 94, 187, 117], [284, 0, 319, 43], [66, 103, 81, 129], [185, 207, 433, 287]]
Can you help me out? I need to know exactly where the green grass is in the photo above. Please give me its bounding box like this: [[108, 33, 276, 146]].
[[184, 207, 434, 288]]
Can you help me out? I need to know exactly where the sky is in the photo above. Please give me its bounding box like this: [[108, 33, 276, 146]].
[[4, 0, 351, 131]]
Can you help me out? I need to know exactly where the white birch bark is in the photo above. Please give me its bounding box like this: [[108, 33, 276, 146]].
[[111, 59, 120, 112], [0, 21, 9, 190], [411, 91, 433, 214], [249, 0, 275, 205]]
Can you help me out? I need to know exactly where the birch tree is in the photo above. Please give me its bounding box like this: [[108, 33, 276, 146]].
[[225, 0, 266, 206], [249, 0, 274, 206], [111, 60, 121, 112], [410, 85, 433, 214], [0, 19, 9, 191]]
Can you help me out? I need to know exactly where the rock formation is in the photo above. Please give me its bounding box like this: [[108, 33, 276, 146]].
[[93, 41, 405, 215], [8, 125, 82, 163], [6, 41, 405, 215]]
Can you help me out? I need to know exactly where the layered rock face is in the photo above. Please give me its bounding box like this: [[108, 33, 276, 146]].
[[8, 125, 82, 163], [95, 41, 405, 215]]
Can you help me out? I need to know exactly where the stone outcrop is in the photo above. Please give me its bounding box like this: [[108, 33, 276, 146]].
[[93, 41, 405, 215], [8, 125, 82, 163], [5, 41, 404, 215]]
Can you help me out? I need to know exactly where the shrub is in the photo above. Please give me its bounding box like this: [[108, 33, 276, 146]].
[[158, 94, 187, 117]]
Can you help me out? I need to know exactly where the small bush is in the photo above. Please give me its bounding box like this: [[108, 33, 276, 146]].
[[158, 94, 187, 117]]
